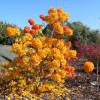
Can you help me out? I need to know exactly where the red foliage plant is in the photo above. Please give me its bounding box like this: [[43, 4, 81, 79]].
[[75, 41, 100, 59]]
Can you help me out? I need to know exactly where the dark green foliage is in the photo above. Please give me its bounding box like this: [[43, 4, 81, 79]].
[[67, 21, 100, 44], [42, 24, 53, 36]]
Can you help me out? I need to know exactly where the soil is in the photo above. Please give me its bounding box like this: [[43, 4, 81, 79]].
[[66, 58, 100, 100]]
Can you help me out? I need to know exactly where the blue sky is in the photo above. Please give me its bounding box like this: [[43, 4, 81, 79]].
[[0, 0, 100, 29]]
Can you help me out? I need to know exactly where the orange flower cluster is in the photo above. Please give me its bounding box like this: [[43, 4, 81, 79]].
[[83, 61, 94, 73], [40, 8, 69, 23], [6, 27, 20, 36], [65, 66, 76, 77], [40, 8, 73, 36], [24, 18, 42, 35]]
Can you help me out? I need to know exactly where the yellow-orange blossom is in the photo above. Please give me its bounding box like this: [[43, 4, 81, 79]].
[[83, 61, 94, 73], [0, 8, 77, 99]]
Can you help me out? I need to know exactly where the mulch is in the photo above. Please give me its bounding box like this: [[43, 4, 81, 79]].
[[66, 58, 100, 100], [65, 73, 100, 100]]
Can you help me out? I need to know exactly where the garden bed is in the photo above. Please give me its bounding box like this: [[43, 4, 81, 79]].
[[67, 58, 100, 100], [66, 72, 100, 100]]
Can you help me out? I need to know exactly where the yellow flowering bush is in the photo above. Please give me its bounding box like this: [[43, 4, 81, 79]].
[[6, 27, 20, 36], [0, 8, 77, 99]]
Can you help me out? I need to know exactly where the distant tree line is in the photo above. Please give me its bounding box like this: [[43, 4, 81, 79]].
[[0, 21, 100, 45], [67, 21, 100, 45]]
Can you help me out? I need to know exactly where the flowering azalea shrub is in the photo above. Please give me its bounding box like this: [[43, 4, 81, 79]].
[[0, 8, 77, 99]]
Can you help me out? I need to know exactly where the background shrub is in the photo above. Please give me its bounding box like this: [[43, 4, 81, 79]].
[[0, 21, 21, 45]]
